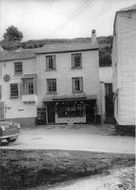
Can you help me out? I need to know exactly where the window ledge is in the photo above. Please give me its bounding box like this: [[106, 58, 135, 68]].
[[71, 67, 82, 70], [46, 92, 57, 95], [14, 73, 23, 76], [45, 69, 56, 72], [10, 96, 19, 99], [73, 91, 83, 94]]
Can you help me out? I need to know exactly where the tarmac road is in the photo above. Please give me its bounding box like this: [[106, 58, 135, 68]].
[[1, 124, 135, 154]]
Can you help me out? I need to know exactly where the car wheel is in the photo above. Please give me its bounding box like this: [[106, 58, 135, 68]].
[[7, 137, 18, 143]]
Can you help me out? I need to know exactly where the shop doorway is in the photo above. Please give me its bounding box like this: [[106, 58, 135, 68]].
[[86, 100, 96, 123], [47, 102, 55, 124]]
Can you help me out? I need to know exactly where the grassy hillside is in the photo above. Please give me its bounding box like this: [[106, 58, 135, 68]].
[[0, 36, 112, 67]]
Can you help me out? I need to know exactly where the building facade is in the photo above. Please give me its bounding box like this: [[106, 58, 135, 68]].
[[112, 4, 136, 131], [99, 67, 113, 123], [0, 30, 101, 126]]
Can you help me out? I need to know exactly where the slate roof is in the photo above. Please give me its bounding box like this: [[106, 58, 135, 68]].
[[35, 41, 98, 54], [119, 3, 136, 12], [0, 39, 98, 61], [0, 49, 36, 62]]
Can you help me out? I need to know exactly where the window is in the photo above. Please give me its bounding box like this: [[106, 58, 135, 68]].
[[22, 78, 34, 95], [10, 83, 19, 98], [46, 55, 56, 70], [58, 101, 84, 117], [14, 62, 23, 75], [72, 77, 83, 93], [47, 79, 57, 93], [71, 53, 82, 69], [105, 83, 112, 96]]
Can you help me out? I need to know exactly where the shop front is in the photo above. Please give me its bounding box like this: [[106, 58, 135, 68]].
[[42, 94, 97, 124]]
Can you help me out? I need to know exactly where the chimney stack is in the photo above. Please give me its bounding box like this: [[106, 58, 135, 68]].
[[91, 29, 97, 43]]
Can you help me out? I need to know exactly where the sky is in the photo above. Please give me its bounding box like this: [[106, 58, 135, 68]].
[[0, 0, 135, 41]]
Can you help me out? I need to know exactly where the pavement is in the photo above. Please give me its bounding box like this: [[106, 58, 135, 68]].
[[0, 124, 135, 154]]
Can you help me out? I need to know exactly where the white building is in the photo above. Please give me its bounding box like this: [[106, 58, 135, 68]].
[[0, 30, 101, 126], [112, 4, 136, 132]]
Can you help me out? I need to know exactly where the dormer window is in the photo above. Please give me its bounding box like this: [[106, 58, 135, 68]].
[[14, 62, 23, 75], [46, 55, 56, 70], [71, 53, 82, 69]]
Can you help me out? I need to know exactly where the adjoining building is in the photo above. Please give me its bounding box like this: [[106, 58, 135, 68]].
[[99, 67, 113, 123], [112, 4, 136, 133], [0, 48, 38, 126], [0, 30, 101, 126]]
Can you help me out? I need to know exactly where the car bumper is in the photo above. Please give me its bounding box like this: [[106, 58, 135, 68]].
[[0, 132, 20, 140]]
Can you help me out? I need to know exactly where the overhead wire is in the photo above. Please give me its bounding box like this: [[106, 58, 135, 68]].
[[50, 0, 96, 36]]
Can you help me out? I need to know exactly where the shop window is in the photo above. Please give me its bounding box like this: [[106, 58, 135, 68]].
[[10, 83, 19, 98], [71, 53, 82, 69], [47, 79, 57, 93], [72, 77, 83, 93], [46, 55, 56, 70], [22, 78, 34, 95], [14, 62, 23, 75], [57, 101, 84, 117]]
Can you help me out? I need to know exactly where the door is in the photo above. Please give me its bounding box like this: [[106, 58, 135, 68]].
[[86, 100, 96, 123], [0, 101, 5, 120], [47, 102, 55, 123], [105, 83, 114, 123]]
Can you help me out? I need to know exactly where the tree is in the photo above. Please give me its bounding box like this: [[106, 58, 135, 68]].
[[3, 25, 23, 42]]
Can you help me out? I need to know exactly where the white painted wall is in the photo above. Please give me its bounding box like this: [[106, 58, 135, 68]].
[[36, 50, 100, 114], [0, 58, 37, 119], [112, 10, 136, 125]]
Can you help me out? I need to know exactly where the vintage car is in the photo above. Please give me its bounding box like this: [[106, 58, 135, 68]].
[[0, 121, 20, 144]]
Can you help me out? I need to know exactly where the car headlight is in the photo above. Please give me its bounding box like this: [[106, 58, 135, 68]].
[[17, 124, 20, 129], [1, 126, 6, 131]]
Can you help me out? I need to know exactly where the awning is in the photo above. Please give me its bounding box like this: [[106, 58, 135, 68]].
[[42, 94, 97, 102], [22, 73, 37, 79]]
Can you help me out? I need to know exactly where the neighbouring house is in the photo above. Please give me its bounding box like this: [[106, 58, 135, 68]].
[[112, 4, 136, 133], [0, 48, 38, 126], [0, 30, 101, 126], [99, 66, 113, 123]]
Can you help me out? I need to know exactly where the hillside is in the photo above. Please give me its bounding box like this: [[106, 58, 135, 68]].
[[0, 36, 112, 67]]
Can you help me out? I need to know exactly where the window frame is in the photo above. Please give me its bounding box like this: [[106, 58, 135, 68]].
[[71, 53, 82, 69], [10, 83, 19, 98], [47, 78, 57, 94], [22, 78, 35, 95], [14, 62, 23, 75], [46, 55, 56, 71], [72, 77, 83, 93]]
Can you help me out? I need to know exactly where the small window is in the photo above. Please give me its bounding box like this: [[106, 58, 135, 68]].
[[10, 83, 19, 98], [22, 78, 34, 95], [47, 79, 57, 93], [14, 62, 23, 75], [46, 55, 56, 70], [71, 53, 82, 69], [72, 77, 83, 93]]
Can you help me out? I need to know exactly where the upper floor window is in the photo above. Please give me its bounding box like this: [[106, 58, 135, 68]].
[[72, 77, 83, 93], [71, 53, 82, 69], [46, 55, 56, 70], [10, 83, 19, 98], [47, 79, 57, 93], [14, 62, 23, 75], [22, 78, 34, 95]]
